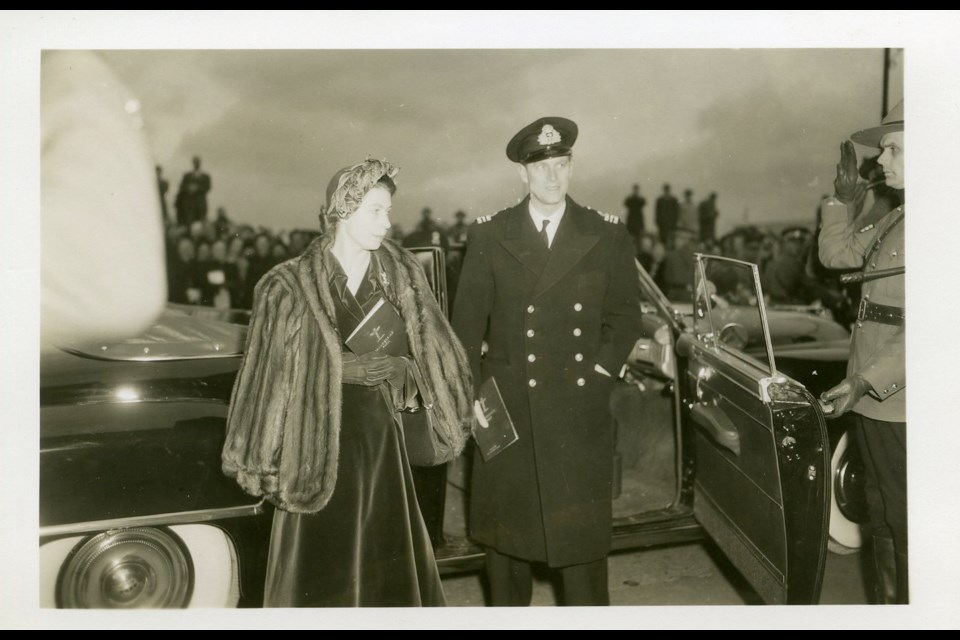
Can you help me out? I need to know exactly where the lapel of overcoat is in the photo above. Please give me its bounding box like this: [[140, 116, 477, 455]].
[[498, 196, 551, 278], [532, 196, 601, 299]]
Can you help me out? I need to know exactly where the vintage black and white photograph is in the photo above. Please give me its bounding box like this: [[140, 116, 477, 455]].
[[4, 10, 960, 629]]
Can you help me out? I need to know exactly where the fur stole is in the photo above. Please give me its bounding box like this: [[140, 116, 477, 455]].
[[221, 234, 473, 513]]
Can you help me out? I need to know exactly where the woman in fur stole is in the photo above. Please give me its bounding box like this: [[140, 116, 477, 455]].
[[221, 159, 474, 607]]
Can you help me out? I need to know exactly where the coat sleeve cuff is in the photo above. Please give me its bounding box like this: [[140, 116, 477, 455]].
[[858, 364, 905, 400]]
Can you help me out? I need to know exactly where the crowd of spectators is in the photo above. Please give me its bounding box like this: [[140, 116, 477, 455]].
[[161, 175, 465, 311], [161, 162, 856, 328], [624, 183, 857, 326]]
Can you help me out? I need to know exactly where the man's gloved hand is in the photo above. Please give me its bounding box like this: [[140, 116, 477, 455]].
[[834, 140, 861, 204], [341, 351, 407, 387], [820, 374, 872, 418]]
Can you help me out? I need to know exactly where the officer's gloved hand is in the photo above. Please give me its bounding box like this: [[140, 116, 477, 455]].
[[820, 374, 872, 418], [834, 140, 861, 204], [341, 351, 407, 387]]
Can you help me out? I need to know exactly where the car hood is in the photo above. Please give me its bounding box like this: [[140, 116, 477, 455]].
[[671, 302, 850, 350], [41, 311, 246, 438]]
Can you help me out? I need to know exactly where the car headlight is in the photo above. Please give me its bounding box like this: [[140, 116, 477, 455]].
[[57, 527, 193, 608]]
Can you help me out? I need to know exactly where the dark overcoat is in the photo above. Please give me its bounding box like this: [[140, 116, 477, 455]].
[[452, 195, 642, 567]]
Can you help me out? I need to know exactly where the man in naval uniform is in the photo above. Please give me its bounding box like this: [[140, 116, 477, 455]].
[[452, 117, 642, 605], [819, 100, 907, 604]]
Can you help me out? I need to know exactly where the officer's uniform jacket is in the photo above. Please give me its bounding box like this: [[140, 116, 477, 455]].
[[452, 195, 642, 567], [819, 197, 905, 422]]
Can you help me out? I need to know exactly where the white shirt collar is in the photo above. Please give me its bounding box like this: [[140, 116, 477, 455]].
[[528, 199, 566, 248]]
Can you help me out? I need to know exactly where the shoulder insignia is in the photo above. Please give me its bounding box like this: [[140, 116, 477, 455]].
[[476, 209, 505, 225], [590, 207, 620, 224]]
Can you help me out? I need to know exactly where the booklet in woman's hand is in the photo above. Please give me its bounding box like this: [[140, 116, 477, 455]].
[[473, 377, 518, 461], [345, 297, 409, 357]]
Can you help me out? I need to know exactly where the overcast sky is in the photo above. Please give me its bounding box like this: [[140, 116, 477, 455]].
[[99, 48, 902, 235]]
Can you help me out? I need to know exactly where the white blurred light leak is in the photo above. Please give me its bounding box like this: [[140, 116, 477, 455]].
[[114, 386, 140, 402]]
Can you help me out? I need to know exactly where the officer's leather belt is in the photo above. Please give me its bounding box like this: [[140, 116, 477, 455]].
[[857, 299, 905, 326]]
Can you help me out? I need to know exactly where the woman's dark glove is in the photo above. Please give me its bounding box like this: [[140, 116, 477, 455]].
[[341, 351, 408, 386]]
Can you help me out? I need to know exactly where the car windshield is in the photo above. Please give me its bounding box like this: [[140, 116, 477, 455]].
[[694, 255, 777, 376]]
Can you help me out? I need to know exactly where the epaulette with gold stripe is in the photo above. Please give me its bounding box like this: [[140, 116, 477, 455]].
[[475, 209, 506, 225], [588, 207, 621, 224]]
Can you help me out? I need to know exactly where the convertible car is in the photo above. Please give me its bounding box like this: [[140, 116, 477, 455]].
[[39, 249, 858, 607]]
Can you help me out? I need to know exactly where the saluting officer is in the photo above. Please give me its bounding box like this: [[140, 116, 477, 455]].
[[452, 117, 642, 606], [819, 100, 907, 604]]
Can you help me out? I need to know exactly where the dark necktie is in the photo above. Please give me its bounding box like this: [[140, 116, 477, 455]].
[[539, 219, 550, 249]]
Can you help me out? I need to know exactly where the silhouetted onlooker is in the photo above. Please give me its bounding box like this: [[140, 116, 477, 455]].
[[175, 155, 212, 226], [660, 227, 698, 301], [271, 239, 289, 264], [195, 240, 211, 265], [188, 220, 205, 244], [168, 237, 199, 304], [214, 206, 231, 237], [225, 235, 247, 305], [402, 207, 450, 250], [763, 228, 818, 305], [624, 184, 647, 248], [449, 210, 469, 247], [655, 183, 679, 248], [678, 189, 696, 232], [242, 233, 274, 309], [288, 230, 308, 257], [698, 192, 719, 243], [196, 238, 239, 308]]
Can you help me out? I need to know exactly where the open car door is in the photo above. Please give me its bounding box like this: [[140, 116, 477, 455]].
[[409, 246, 449, 316], [677, 255, 830, 604], [404, 246, 451, 548]]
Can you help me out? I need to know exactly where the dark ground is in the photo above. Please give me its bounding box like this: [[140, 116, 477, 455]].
[[440, 539, 869, 607], [438, 381, 871, 608]]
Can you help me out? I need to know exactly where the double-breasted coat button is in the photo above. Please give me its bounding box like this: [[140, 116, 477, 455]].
[[574, 303, 583, 312], [527, 305, 535, 314], [573, 328, 582, 337], [527, 329, 535, 338], [575, 353, 583, 362], [527, 354, 536, 363], [577, 378, 586, 386], [528, 379, 537, 388]]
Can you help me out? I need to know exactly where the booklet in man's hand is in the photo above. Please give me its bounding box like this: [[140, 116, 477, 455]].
[[474, 377, 518, 461], [345, 297, 409, 357]]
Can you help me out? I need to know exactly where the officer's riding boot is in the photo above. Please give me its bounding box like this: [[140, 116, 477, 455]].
[[895, 551, 909, 604], [871, 535, 898, 604]]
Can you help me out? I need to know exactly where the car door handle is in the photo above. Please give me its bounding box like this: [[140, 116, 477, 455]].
[[690, 404, 741, 456]]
